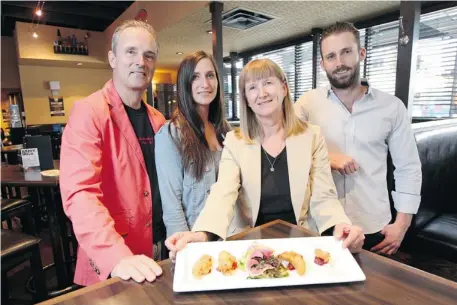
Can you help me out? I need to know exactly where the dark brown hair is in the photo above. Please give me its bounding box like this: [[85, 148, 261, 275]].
[[169, 50, 230, 181], [320, 22, 360, 56]]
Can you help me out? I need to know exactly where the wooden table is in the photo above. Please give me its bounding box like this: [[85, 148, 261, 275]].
[[1, 144, 23, 153], [1, 163, 59, 187], [1, 162, 73, 293], [38, 220, 457, 305]]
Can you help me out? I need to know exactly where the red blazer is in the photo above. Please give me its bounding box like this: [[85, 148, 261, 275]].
[[60, 79, 165, 286]]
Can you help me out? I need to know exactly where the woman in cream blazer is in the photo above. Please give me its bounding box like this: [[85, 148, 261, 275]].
[[166, 59, 364, 255]]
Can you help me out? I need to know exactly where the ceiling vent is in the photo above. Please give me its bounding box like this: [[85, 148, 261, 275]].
[[220, 8, 274, 30]]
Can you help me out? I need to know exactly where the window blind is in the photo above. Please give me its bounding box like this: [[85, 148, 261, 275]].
[[315, 47, 330, 89], [223, 59, 243, 120], [365, 21, 399, 95], [295, 41, 314, 100], [412, 7, 457, 118]]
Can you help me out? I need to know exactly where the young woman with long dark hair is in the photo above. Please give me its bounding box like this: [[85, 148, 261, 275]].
[[155, 50, 231, 237]]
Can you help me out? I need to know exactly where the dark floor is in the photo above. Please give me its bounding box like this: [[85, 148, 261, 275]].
[[3, 226, 457, 305]]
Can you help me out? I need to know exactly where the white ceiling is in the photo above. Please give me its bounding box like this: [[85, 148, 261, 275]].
[[155, 0, 400, 69]]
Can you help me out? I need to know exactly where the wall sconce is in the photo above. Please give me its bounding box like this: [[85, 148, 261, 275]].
[[399, 16, 410, 46]]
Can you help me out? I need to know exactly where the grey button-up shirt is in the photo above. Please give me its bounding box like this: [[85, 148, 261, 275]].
[[294, 82, 422, 233]]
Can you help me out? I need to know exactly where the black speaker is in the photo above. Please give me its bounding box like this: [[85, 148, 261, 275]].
[[24, 135, 54, 170]]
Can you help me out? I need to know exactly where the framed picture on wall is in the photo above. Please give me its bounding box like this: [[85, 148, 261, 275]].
[[49, 96, 65, 116]]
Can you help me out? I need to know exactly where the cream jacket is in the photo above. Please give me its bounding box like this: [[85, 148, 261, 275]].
[[192, 123, 351, 239]]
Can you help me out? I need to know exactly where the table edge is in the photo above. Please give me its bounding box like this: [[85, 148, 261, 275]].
[[35, 258, 172, 305], [277, 220, 457, 288], [360, 246, 457, 288], [36, 277, 120, 305]]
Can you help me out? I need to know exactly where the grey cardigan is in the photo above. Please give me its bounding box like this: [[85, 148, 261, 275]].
[[155, 121, 222, 237]]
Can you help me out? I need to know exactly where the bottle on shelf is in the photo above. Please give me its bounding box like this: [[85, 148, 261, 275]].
[[71, 34, 77, 51], [57, 29, 62, 44], [56, 29, 62, 53]]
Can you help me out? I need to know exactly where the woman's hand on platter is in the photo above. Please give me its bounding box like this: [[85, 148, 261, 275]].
[[333, 223, 365, 253], [165, 231, 209, 261]]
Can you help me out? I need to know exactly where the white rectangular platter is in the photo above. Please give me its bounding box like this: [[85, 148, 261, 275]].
[[173, 236, 366, 292]]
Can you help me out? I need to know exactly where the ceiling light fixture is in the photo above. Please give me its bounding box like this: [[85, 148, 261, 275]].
[[30, 1, 45, 39], [176, 52, 183, 55]]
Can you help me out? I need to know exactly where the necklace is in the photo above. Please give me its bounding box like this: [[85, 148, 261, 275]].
[[262, 147, 278, 172]]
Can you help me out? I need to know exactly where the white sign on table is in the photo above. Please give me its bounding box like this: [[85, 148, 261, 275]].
[[21, 148, 40, 169], [21, 148, 42, 180], [173, 236, 366, 293]]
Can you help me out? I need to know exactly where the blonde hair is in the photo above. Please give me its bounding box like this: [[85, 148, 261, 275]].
[[236, 58, 307, 143], [111, 20, 158, 54]]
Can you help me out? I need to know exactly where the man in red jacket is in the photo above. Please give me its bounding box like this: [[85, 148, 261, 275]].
[[60, 20, 166, 286]]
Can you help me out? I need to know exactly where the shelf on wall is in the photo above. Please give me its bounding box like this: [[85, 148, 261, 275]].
[[54, 46, 89, 56]]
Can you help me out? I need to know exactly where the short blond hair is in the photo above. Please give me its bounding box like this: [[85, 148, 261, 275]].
[[111, 20, 158, 54], [236, 58, 307, 143]]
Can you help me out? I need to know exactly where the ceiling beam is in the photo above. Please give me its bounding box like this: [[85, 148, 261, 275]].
[[2, 1, 122, 20], [83, 1, 134, 10], [4, 16, 104, 36], [1, 5, 109, 31]]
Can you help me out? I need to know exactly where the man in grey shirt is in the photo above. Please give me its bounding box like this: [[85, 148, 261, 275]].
[[295, 22, 422, 255]]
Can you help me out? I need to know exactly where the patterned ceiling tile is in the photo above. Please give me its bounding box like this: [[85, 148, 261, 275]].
[[157, 1, 400, 69]]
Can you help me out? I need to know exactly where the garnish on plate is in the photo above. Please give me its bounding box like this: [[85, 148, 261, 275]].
[[314, 249, 331, 266], [239, 243, 289, 279]]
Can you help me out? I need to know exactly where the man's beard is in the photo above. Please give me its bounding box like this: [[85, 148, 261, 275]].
[[326, 63, 360, 89]]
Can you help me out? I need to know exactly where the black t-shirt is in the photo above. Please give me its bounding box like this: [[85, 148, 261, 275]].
[[255, 146, 297, 227], [124, 102, 166, 243]]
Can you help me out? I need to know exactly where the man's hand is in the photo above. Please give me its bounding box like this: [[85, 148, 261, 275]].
[[165, 231, 209, 261], [333, 223, 365, 253], [111, 255, 162, 283], [329, 153, 359, 175], [371, 213, 412, 255]]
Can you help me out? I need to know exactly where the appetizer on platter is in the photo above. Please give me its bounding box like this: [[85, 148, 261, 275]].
[[314, 249, 331, 266], [192, 254, 213, 279], [217, 251, 238, 275], [239, 243, 300, 279], [176, 238, 366, 293], [278, 251, 306, 275], [190, 243, 323, 280]]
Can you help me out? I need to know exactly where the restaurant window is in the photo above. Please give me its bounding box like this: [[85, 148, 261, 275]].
[[295, 41, 314, 100], [223, 59, 243, 120], [412, 7, 457, 118], [365, 21, 399, 95], [315, 47, 329, 89]]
